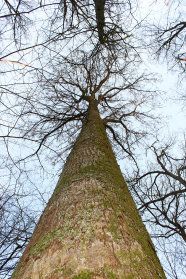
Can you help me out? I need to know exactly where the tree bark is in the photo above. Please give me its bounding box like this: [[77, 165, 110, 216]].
[[94, 0, 105, 44], [11, 101, 166, 279]]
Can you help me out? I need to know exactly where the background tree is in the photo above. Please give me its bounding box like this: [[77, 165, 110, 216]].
[[0, 187, 36, 279], [0, 0, 136, 62], [127, 138, 186, 279], [147, 0, 186, 74]]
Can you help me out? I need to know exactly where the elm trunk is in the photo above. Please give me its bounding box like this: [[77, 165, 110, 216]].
[[11, 103, 166, 279]]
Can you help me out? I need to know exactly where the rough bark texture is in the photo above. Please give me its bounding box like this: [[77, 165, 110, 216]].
[[11, 102, 166, 279]]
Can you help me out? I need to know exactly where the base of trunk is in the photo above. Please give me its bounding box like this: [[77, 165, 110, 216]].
[[12, 177, 165, 279]]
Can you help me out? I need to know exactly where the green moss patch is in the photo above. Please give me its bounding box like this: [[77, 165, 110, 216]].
[[72, 270, 93, 279]]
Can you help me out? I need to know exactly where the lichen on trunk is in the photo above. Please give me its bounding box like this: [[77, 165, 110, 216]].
[[11, 102, 166, 279]]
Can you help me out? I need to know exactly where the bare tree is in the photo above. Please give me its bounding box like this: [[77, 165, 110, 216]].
[[148, 0, 186, 73], [0, 0, 137, 62], [0, 1, 185, 278], [0, 4, 144, 274], [0, 43, 163, 277], [0, 189, 36, 279], [127, 138, 186, 278]]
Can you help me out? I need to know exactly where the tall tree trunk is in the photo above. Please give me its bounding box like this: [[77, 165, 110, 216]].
[[11, 102, 166, 279]]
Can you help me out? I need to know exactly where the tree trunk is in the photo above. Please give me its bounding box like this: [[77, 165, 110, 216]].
[[11, 102, 166, 279], [94, 0, 105, 44]]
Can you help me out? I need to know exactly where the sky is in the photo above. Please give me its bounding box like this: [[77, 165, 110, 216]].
[[138, 0, 186, 133]]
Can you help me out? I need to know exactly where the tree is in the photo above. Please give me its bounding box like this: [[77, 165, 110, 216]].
[[147, 0, 186, 74], [128, 141, 186, 241], [0, 188, 36, 278], [10, 72, 166, 278], [127, 139, 186, 278], [0, 0, 133, 60], [0, 2, 144, 275], [1, 1, 185, 278]]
